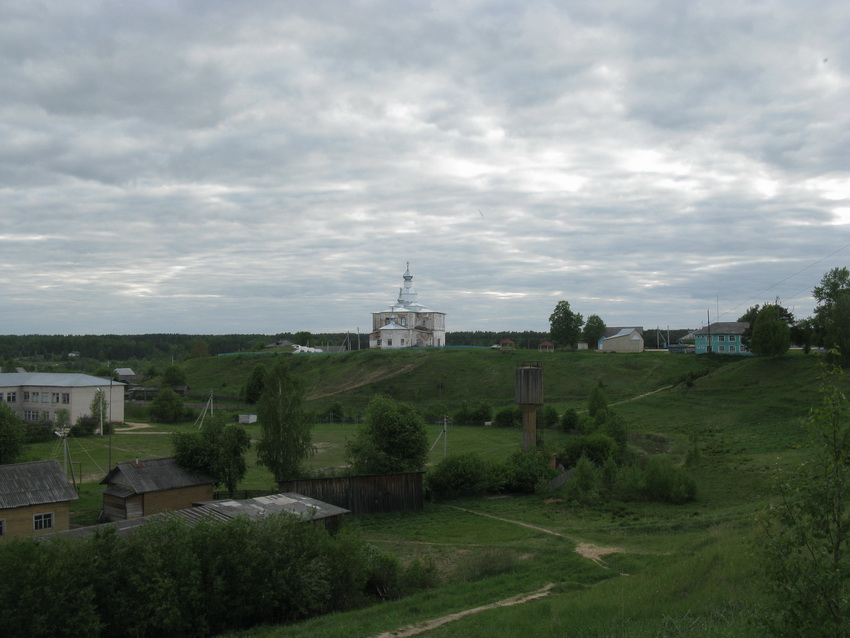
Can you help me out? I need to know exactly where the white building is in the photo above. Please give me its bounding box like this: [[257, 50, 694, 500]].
[[0, 372, 125, 424], [370, 264, 446, 349]]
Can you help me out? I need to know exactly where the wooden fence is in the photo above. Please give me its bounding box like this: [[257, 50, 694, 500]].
[[277, 472, 424, 515]]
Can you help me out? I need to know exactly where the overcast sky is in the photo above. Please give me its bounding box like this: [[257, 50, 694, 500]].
[[2, 1, 849, 336]]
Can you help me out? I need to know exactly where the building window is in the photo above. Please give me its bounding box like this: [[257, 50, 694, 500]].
[[30, 392, 39, 402], [401, 318, 406, 326], [718, 345, 726, 353], [23, 410, 39, 422], [0, 519, 4, 537], [401, 338, 405, 346], [729, 335, 737, 342], [718, 335, 725, 342], [41, 411, 50, 422], [52, 393, 60, 403], [33, 512, 54, 531], [388, 339, 393, 346], [42, 393, 50, 403], [62, 393, 70, 404], [5, 392, 15, 403], [730, 346, 737, 353]]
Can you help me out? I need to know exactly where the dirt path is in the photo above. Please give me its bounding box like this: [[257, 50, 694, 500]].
[[448, 506, 622, 568], [372, 583, 556, 638], [610, 384, 673, 406]]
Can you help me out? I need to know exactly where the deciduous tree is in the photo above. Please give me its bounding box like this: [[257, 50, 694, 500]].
[[549, 300, 584, 350], [759, 356, 850, 635], [750, 304, 791, 357], [346, 396, 428, 474], [582, 314, 606, 350], [149, 387, 184, 423], [173, 415, 251, 496], [256, 361, 313, 480], [813, 267, 850, 366], [0, 403, 24, 464]]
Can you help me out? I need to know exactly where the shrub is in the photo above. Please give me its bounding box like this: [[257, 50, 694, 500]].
[[452, 401, 491, 425], [561, 408, 580, 431], [492, 405, 522, 427], [564, 454, 601, 504], [426, 452, 501, 497], [540, 405, 559, 429], [500, 451, 555, 493], [23, 421, 54, 443], [559, 433, 618, 467]]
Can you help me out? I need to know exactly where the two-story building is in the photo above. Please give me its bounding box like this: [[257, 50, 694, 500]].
[[694, 322, 751, 355], [0, 372, 124, 424]]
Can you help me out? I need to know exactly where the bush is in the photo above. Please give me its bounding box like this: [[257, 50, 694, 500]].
[[71, 414, 99, 437], [563, 454, 601, 504], [540, 405, 559, 429], [492, 405, 521, 427], [426, 452, 501, 497], [23, 421, 54, 443], [612, 457, 697, 504], [500, 451, 555, 493], [559, 433, 618, 467], [561, 408, 580, 432], [452, 401, 491, 425]]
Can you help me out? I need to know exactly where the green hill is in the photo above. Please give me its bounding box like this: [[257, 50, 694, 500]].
[[185, 347, 748, 414]]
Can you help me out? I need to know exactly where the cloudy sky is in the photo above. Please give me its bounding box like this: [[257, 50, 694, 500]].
[[2, 1, 849, 336]]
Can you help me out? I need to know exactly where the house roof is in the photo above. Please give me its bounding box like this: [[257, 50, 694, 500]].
[[175, 492, 350, 524], [0, 460, 78, 509], [602, 327, 644, 338], [0, 372, 117, 388], [99, 457, 215, 494], [694, 322, 750, 336], [114, 368, 136, 376]]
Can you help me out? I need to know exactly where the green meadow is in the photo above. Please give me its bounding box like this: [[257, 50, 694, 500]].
[[22, 348, 841, 636]]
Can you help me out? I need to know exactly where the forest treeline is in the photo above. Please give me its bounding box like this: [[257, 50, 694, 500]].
[[0, 328, 691, 364]]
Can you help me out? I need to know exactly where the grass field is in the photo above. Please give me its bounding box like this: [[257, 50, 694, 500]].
[[21, 348, 840, 635]]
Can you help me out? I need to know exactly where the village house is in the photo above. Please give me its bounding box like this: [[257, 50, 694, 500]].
[[100, 457, 215, 521], [370, 264, 446, 349], [0, 460, 78, 541], [0, 371, 124, 424], [694, 322, 752, 355]]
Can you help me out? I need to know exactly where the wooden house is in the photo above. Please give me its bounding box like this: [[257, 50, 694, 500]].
[[0, 460, 78, 541], [100, 457, 215, 521]]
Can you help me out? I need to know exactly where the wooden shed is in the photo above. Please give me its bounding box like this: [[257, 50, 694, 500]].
[[100, 457, 215, 521], [0, 460, 78, 541]]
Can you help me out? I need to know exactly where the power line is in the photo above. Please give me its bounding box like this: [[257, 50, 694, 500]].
[[719, 243, 850, 320]]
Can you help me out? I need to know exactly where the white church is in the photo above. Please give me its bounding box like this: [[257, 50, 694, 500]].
[[369, 264, 446, 349]]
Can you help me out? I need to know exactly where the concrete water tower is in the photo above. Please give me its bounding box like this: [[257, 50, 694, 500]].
[[515, 363, 543, 452]]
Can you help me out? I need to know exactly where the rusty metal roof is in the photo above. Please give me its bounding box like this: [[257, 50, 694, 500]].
[[0, 460, 78, 509], [99, 457, 215, 494], [187, 492, 349, 522]]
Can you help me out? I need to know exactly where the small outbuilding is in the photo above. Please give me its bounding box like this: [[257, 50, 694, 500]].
[[100, 457, 215, 521], [0, 460, 78, 541], [538, 341, 554, 353], [598, 327, 645, 353]]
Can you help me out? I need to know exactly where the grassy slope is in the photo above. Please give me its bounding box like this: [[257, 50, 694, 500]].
[[25, 349, 838, 635], [214, 350, 834, 637]]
